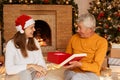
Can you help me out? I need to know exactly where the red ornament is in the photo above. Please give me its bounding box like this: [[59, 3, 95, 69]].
[[97, 14, 100, 20], [105, 24, 109, 28], [97, 12, 104, 20], [44, 0, 49, 3], [117, 13, 120, 17], [114, 12, 120, 17], [118, 27, 120, 32]]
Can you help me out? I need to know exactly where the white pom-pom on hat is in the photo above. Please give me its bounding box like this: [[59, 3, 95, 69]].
[[16, 25, 24, 33], [15, 14, 35, 34]]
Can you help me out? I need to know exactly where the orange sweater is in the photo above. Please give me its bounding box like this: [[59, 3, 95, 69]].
[[66, 33, 108, 75]]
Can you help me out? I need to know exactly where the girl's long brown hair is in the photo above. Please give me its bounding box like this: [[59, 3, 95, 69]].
[[13, 32, 38, 57]]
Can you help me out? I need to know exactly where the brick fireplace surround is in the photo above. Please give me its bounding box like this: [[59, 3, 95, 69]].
[[3, 4, 72, 56]]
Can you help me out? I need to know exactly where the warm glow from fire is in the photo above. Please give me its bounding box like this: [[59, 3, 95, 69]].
[[39, 39, 47, 46]]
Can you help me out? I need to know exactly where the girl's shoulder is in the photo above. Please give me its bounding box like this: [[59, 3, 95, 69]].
[[6, 39, 14, 47]]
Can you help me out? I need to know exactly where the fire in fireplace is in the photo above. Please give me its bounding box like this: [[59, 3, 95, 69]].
[[34, 20, 51, 46]]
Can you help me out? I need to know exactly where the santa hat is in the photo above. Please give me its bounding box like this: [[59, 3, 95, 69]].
[[15, 14, 35, 33]]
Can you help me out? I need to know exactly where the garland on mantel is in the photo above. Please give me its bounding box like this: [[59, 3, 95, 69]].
[[0, 0, 79, 33], [0, 0, 78, 34], [0, 0, 78, 54]]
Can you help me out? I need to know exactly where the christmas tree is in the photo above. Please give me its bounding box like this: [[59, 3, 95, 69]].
[[88, 0, 120, 43]]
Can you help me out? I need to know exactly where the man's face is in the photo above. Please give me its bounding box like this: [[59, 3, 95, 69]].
[[76, 22, 93, 38]]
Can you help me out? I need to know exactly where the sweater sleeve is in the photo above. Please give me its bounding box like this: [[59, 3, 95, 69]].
[[5, 40, 27, 75], [36, 49, 47, 69], [34, 38, 47, 69], [80, 39, 108, 74]]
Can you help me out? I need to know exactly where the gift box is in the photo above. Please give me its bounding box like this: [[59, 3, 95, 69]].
[[109, 65, 120, 72], [108, 57, 120, 66], [47, 52, 71, 64], [110, 48, 120, 58]]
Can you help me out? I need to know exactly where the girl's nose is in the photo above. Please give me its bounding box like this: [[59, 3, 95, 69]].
[[33, 27, 36, 31]]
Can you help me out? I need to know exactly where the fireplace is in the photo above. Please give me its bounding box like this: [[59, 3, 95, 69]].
[[3, 4, 72, 56], [34, 20, 52, 46]]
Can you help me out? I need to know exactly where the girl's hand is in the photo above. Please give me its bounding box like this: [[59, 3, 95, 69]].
[[32, 64, 47, 76], [27, 64, 47, 76], [35, 71, 45, 78], [0, 66, 5, 74]]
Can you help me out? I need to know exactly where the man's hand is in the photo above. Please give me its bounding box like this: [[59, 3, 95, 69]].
[[64, 61, 82, 69]]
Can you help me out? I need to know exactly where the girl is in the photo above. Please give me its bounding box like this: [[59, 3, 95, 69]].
[[5, 14, 47, 80]]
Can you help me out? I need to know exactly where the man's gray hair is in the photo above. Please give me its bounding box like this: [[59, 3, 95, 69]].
[[76, 13, 96, 28]]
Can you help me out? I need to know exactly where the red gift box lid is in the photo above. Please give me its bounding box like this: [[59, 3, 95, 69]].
[[47, 52, 71, 64]]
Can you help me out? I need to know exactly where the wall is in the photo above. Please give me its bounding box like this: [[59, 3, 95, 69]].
[[74, 0, 92, 15]]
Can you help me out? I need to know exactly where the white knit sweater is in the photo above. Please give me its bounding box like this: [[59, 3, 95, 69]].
[[5, 39, 46, 75]]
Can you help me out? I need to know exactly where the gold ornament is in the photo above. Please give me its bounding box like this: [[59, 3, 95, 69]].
[[75, 13, 78, 16], [66, 1, 69, 4], [107, 17, 111, 20], [99, 22, 102, 25], [25, 0, 28, 3], [96, 1, 100, 5], [9, 0, 12, 3], [30, 0, 33, 3], [94, 7, 97, 11]]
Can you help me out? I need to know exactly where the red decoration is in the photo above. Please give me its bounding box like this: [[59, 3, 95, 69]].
[[118, 27, 120, 32], [43, 0, 49, 3], [97, 12, 104, 20], [105, 24, 109, 28], [114, 12, 120, 17], [117, 13, 120, 17]]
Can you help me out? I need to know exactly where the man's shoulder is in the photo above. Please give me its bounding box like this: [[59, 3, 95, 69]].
[[72, 33, 79, 37], [95, 33, 107, 42]]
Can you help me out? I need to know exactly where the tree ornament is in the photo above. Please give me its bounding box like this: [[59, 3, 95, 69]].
[[96, 1, 100, 5], [19, 0, 25, 4], [66, 0, 69, 4], [43, 0, 49, 4], [107, 5, 112, 9], [107, 17, 111, 21], [25, 0, 28, 4], [97, 12, 104, 20], [105, 24, 109, 28], [56, 0, 61, 4], [30, 0, 33, 3], [9, 0, 12, 3], [118, 27, 120, 32]]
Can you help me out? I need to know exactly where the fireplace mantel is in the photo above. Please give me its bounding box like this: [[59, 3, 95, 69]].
[[3, 4, 72, 55]]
